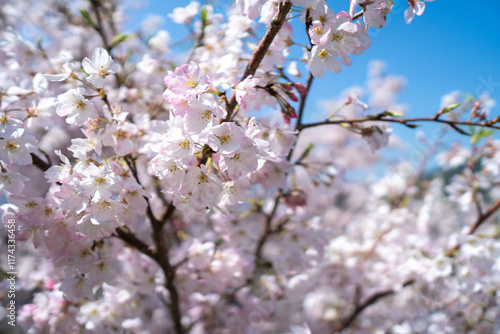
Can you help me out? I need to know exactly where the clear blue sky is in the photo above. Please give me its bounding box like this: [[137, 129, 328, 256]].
[[127, 0, 500, 149]]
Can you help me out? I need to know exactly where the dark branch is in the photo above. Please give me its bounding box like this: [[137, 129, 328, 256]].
[[298, 115, 500, 132], [115, 227, 155, 258], [334, 279, 415, 333], [224, 1, 293, 121], [447, 197, 500, 256], [296, 72, 314, 130], [254, 192, 282, 265], [122, 155, 183, 333], [151, 217, 184, 334], [468, 197, 500, 235], [31, 153, 51, 172], [89, 0, 111, 50]]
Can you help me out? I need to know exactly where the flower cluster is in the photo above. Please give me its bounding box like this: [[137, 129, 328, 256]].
[[151, 61, 296, 217]]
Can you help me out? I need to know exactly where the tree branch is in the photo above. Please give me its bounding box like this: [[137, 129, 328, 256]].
[[254, 192, 282, 265], [334, 279, 415, 333], [224, 1, 293, 121], [31, 153, 51, 172], [467, 197, 500, 235], [122, 155, 184, 333], [115, 226, 155, 258], [151, 218, 184, 334], [296, 72, 314, 130], [89, 0, 111, 51], [446, 197, 500, 256], [298, 115, 500, 132]]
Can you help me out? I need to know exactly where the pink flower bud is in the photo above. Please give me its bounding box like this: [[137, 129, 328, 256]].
[[294, 82, 308, 95], [288, 91, 299, 102], [282, 189, 307, 208], [45, 278, 56, 290]]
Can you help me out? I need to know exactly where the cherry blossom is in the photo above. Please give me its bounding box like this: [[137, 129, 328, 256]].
[[82, 47, 119, 89], [44, 61, 75, 82], [164, 61, 211, 96], [307, 44, 342, 78], [180, 165, 224, 211], [235, 75, 260, 110], [208, 122, 249, 154], [0, 129, 37, 166], [56, 88, 97, 126], [361, 123, 392, 152], [167, 1, 200, 24], [350, 0, 394, 28], [405, 0, 434, 24]]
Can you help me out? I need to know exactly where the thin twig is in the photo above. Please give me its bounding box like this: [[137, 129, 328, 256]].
[[467, 197, 500, 236], [298, 115, 500, 132], [89, 0, 111, 50], [296, 72, 314, 130]]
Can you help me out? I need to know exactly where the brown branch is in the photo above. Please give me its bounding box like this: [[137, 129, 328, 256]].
[[248, 8, 314, 258], [352, 10, 364, 21], [115, 226, 155, 258], [224, 1, 293, 121], [467, 197, 500, 235], [334, 279, 415, 333], [254, 192, 282, 265], [89, 0, 111, 50], [31, 153, 51, 172], [123, 155, 183, 333], [151, 218, 184, 334], [298, 115, 500, 132], [115, 222, 184, 334], [296, 72, 314, 130], [446, 197, 500, 256]]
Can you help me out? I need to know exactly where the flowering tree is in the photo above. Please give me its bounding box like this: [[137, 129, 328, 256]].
[[1, 0, 499, 333]]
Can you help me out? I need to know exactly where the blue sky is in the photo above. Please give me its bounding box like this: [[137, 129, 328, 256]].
[[127, 0, 500, 154]]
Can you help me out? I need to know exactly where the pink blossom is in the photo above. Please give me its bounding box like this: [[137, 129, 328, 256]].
[[405, 0, 434, 24], [82, 47, 119, 89], [235, 75, 260, 110], [0, 129, 37, 166], [307, 44, 342, 78], [208, 122, 249, 154], [56, 88, 97, 126], [180, 165, 223, 211], [167, 1, 200, 24], [361, 124, 392, 152], [164, 61, 211, 96]]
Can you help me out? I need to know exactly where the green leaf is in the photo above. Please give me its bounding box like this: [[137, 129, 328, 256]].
[[111, 34, 134, 47], [340, 123, 351, 129], [297, 143, 314, 162], [79, 9, 93, 26], [379, 110, 405, 117], [441, 102, 461, 114], [471, 127, 495, 144], [200, 6, 208, 26], [215, 238, 225, 247]]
